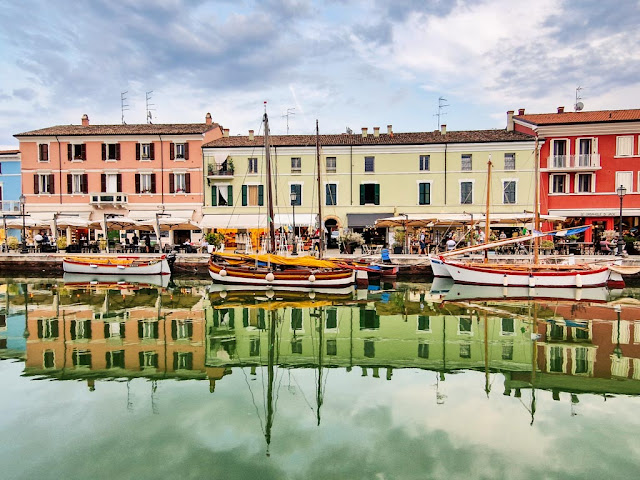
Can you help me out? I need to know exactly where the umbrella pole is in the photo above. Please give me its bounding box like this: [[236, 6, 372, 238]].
[[103, 213, 109, 254]]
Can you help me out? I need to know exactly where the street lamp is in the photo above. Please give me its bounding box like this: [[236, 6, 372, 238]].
[[613, 304, 623, 358], [617, 184, 627, 255], [290, 191, 298, 255], [19, 194, 27, 254]]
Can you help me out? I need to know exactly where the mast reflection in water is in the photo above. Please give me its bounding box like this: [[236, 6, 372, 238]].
[[1, 278, 640, 478]]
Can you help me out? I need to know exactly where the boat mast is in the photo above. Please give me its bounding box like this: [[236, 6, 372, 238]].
[[316, 120, 324, 258], [265, 308, 276, 456], [264, 106, 276, 253], [484, 156, 492, 263], [533, 136, 540, 264]]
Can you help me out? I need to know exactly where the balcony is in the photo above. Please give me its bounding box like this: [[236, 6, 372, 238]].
[[0, 200, 22, 214], [207, 166, 234, 180], [543, 154, 601, 172], [89, 192, 128, 208]]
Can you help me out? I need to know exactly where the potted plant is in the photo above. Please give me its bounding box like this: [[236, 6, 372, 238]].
[[7, 236, 19, 251], [339, 231, 364, 254], [393, 228, 405, 254], [540, 239, 555, 254], [56, 236, 67, 253], [227, 158, 234, 174], [205, 232, 225, 253]]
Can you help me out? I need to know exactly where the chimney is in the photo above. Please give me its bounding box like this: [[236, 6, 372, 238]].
[[387, 125, 393, 134], [205, 112, 212, 125], [373, 127, 380, 137], [440, 124, 447, 135], [223, 128, 229, 138], [81, 114, 89, 126], [518, 108, 525, 115], [362, 127, 368, 138], [506, 110, 514, 131], [249, 130, 254, 141], [557, 106, 565, 113]]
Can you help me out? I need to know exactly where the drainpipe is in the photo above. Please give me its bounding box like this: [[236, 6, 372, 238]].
[[158, 135, 164, 206], [444, 142, 448, 205], [350, 145, 353, 205], [55, 135, 62, 204]]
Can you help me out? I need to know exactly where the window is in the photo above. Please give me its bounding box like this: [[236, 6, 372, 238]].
[[418, 182, 431, 205], [326, 309, 338, 330], [419, 155, 430, 171], [577, 174, 593, 193], [140, 351, 159, 369], [43, 350, 55, 369], [102, 143, 121, 161], [67, 173, 88, 194], [248, 157, 258, 174], [326, 157, 336, 173], [326, 183, 337, 206], [211, 185, 233, 206], [418, 343, 429, 359], [172, 320, 193, 340], [418, 315, 430, 332], [250, 337, 260, 357], [175, 143, 186, 160], [616, 136, 633, 157], [106, 322, 124, 339], [135, 173, 156, 194], [458, 317, 472, 335], [552, 140, 567, 167], [504, 153, 515, 170], [615, 171, 633, 193], [326, 339, 337, 356], [503, 180, 516, 204], [364, 339, 375, 358], [67, 144, 85, 161], [242, 184, 264, 206], [70, 320, 92, 340], [106, 350, 125, 369], [139, 320, 159, 339], [365, 156, 375, 172], [101, 173, 122, 193], [578, 138, 592, 166], [460, 181, 472, 204], [174, 352, 193, 370], [459, 343, 471, 359], [170, 173, 191, 193], [34, 174, 54, 194], [291, 308, 303, 330], [291, 339, 302, 354], [551, 174, 566, 193], [359, 183, 380, 205], [549, 346, 564, 372], [501, 318, 515, 335], [37, 319, 59, 339], [291, 157, 301, 173], [137, 143, 154, 161], [290, 184, 302, 206], [502, 344, 514, 360], [73, 349, 92, 368], [461, 154, 472, 171], [360, 309, 380, 330], [574, 347, 589, 374], [39, 144, 49, 162]]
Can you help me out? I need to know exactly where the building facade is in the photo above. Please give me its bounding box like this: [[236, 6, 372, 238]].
[[0, 149, 23, 241], [14, 114, 222, 244], [512, 107, 640, 242]]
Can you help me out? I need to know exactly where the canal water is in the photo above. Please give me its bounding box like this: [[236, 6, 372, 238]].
[[1, 277, 640, 479]]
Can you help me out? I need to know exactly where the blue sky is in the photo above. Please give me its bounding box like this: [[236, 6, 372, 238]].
[[1, 0, 640, 148]]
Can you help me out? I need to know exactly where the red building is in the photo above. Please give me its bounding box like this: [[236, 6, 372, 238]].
[[510, 107, 640, 243]]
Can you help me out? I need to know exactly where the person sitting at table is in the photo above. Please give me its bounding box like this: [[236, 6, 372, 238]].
[[599, 237, 612, 254]]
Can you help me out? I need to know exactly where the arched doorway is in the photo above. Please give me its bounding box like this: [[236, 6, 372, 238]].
[[324, 217, 340, 248]]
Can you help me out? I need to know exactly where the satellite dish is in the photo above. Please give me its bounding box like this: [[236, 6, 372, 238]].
[[575, 101, 584, 111]]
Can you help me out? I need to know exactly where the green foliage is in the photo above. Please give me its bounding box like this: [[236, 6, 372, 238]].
[[7, 236, 19, 250], [205, 232, 225, 247], [57, 236, 67, 250], [540, 239, 555, 250]]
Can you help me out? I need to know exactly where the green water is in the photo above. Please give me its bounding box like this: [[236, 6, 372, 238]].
[[1, 278, 640, 479]]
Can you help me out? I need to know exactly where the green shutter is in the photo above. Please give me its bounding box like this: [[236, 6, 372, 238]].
[[374, 184, 380, 205], [227, 185, 233, 206], [360, 184, 365, 205], [258, 185, 264, 206], [211, 186, 217, 206], [242, 185, 247, 206]]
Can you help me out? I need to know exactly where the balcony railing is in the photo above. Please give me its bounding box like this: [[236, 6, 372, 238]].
[[545, 154, 601, 171], [0, 200, 22, 213], [207, 167, 234, 179], [89, 192, 128, 207]]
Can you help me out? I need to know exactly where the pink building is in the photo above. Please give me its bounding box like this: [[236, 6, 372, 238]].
[[15, 113, 222, 245]]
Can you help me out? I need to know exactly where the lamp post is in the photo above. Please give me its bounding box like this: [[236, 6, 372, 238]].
[[19, 194, 27, 253], [617, 184, 627, 255], [290, 191, 298, 255], [613, 304, 623, 358]]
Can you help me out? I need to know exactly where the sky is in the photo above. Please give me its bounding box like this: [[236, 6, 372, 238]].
[[1, 0, 640, 148]]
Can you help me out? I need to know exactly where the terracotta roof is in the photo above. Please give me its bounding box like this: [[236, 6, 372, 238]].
[[515, 109, 640, 126], [203, 129, 533, 148], [0, 149, 20, 155], [15, 122, 220, 137]]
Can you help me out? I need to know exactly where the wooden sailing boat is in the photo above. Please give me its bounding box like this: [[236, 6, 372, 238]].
[[208, 112, 355, 288], [440, 139, 621, 288]]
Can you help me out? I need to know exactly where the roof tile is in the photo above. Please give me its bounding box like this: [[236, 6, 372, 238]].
[[515, 109, 640, 126], [15, 123, 220, 137]]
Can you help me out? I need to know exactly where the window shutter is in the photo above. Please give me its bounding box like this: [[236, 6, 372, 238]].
[[115, 144, 121, 161], [170, 143, 175, 160], [359, 184, 365, 205], [116, 174, 122, 192], [101, 144, 106, 161], [41, 144, 48, 161], [211, 186, 217, 206], [67, 144, 72, 161], [103, 323, 110, 339], [243, 308, 249, 327], [169, 174, 175, 193], [67, 174, 72, 194], [85, 321, 92, 339], [137, 321, 143, 339], [184, 143, 190, 160], [171, 320, 177, 340], [151, 174, 156, 193], [81, 144, 86, 160], [258, 184, 264, 206], [187, 321, 193, 337], [70, 321, 77, 341], [185, 173, 191, 193], [101, 174, 106, 193], [227, 185, 233, 206], [150, 143, 155, 160], [242, 185, 247, 206], [82, 174, 88, 194], [49, 174, 55, 194], [374, 184, 380, 205], [136, 143, 140, 161], [34, 174, 39, 194], [135, 174, 141, 194]]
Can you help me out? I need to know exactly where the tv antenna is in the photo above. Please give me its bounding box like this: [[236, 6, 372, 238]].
[[435, 96, 449, 129], [146, 90, 155, 124], [574, 86, 584, 111], [120, 91, 129, 124], [282, 107, 295, 134]]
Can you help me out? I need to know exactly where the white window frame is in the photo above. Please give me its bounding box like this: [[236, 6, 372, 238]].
[[174, 172, 187, 193], [38, 174, 52, 194], [500, 317, 517, 337], [141, 143, 151, 161], [214, 183, 231, 206], [504, 152, 515, 170], [461, 154, 472, 171], [502, 179, 517, 204], [38, 143, 50, 163], [576, 173, 595, 193], [175, 143, 186, 160], [140, 173, 153, 194], [360, 181, 379, 205], [291, 157, 301, 174], [419, 155, 430, 171], [458, 316, 473, 335], [416, 315, 432, 333], [43, 350, 55, 369], [71, 144, 84, 162], [324, 182, 338, 206], [616, 136, 634, 157], [244, 183, 262, 207], [106, 143, 118, 161], [616, 171, 633, 193], [326, 157, 337, 173], [550, 173, 569, 194], [417, 180, 432, 205], [364, 156, 375, 173], [459, 179, 474, 204], [71, 173, 84, 194], [288, 182, 303, 206], [248, 157, 258, 174]]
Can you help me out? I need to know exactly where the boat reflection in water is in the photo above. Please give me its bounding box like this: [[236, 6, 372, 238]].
[[3, 279, 640, 455], [63, 272, 171, 289]]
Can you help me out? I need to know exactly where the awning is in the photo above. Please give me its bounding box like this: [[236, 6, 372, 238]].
[[137, 217, 200, 231], [550, 209, 640, 217], [273, 213, 317, 228], [200, 214, 268, 229], [347, 213, 394, 228], [128, 209, 195, 221]]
